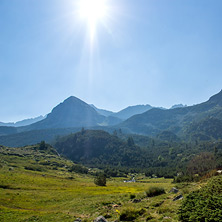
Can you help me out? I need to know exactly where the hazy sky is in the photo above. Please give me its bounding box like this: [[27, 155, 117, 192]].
[[1, 0, 222, 122]]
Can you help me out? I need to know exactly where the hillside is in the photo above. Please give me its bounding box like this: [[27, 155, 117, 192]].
[[119, 90, 222, 137], [0, 144, 178, 222], [0, 126, 18, 136], [1, 142, 221, 221], [90, 104, 114, 117], [54, 129, 222, 178], [54, 129, 147, 168], [112, 104, 153, 120], [183, 116, 222, 141], [0, 127, 82, 147]]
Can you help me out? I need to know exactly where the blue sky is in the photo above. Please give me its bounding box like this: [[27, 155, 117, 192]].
[[1, 0, 222, 122]]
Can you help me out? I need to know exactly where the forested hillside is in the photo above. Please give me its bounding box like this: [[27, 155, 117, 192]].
[[54, 129, 222, 178]]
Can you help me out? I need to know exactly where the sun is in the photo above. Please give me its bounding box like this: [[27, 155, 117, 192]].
[[79, 0, 107, 22], [78, 0, 108, 41]]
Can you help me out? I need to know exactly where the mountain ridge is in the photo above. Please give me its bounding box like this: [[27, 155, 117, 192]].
[[118, 90, 222, 137]]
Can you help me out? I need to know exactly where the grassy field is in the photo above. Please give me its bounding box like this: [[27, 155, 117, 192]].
[[0, 145, 194, 221]]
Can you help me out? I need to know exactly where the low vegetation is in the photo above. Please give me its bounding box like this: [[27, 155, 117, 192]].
[[0, 141, 222, 221], [145, 186, 165, 197], [0, 143, 185, 221], [178, 176, 222, 221], [94, 173, 106, 186]]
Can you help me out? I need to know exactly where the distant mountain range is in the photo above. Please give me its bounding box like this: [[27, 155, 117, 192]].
[[119, 90, 222, 138], [91, 104, 155, 120], [1, 90, 222, 146], [170, 104, 187, 109], [0, 115, 45, 127]]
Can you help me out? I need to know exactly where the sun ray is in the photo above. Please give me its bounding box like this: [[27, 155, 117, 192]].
[[77, 0, 108, 42]]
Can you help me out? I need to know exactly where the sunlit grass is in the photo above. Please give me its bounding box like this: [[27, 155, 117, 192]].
[[0, 146, 189, 221]]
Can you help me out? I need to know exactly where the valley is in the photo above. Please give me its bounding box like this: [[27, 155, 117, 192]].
[[0, 144, 196, 221], [0, 91, 222, 221]]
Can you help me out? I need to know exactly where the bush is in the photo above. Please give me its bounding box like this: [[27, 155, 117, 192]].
[[69, 164, 88, 174], [24, 165, 43, 172], [145, 186, 165, 197], [178, 176, 222, 221], [119, 207, 146, 221], [173, 175, 195, 183], [129, 193, 136, 199], [94, 174, 106, 186]]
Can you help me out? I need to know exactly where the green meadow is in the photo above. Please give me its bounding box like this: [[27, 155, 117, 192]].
[[0, 145, 193, 221]]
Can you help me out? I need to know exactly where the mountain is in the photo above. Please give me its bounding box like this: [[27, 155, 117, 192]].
[[90, 104, 114, 117], [2, 91, 222, 146], [0, 126, 18, 136], [111, 104, 153, 120], [23, 96, 121, 131], [156, 131, 181, 142], [170, 104, 187, 109], [119, 90, 222, 137], [0, 115, 45, 127], [184, 116, 222, 141], [91, 104, 156, 120], [0, 127, 82, 147]]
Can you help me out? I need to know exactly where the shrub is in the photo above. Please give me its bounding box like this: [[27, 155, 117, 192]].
[[0, 184, 11, 189], [146, 213, 153, 221], [129, 193, 136, 199], [68, 164, 88, 174], [119, 207, 146, 221], [145, 186, 165, 197], [24, 165, 43, 172], [94, 174, 106, 186], [178, 176, 222, 221], [173, 175, 194, 183]]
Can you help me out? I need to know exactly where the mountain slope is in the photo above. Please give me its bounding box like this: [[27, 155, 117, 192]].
[[54, 130, 147, 167], [90, 104, 114, 117], [184, 116, 222, 141], [119, 90, 222, 137], [22, 97, 119, 131], [0, 126, 18, 136], [112, 104, 153, 120]]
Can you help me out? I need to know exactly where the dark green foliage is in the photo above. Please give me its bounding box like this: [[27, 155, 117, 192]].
[[68, 164, 88, 174], [104, 167, 127, 177], [24, 165, 43, 172], [94, 174, 106, 186], [0, 184, 11, 189], [54, 129, 222, 178], [127, 136, 135, 146], [173, 175, 194, 183], [146, 214, 153, 221], [178, 176, 222, 221], [156, 131, 180, 142], [185, 117, 222, 141], [39, 141, 47, 150], [129, 194, 136, 199], [119, 208, 146, 221], [145, 186, 165, 197], [54, 130, 147, 168], [187, 152, 216, 176]]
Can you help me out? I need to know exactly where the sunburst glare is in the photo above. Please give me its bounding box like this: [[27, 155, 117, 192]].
[[77, 0, 109, 43]]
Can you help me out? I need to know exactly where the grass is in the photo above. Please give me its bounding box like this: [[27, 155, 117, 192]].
[[0, 145, 191, 221]]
